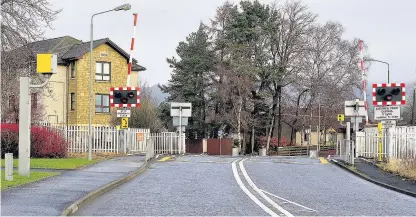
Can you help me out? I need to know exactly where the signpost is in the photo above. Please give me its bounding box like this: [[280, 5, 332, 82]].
[[378, 122, 383, 161], [374, 106, 400, 120], [170, 103, 192, 154]]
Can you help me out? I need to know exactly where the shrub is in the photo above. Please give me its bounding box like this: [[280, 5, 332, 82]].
[[1, 124, 68, 158], [1, 124, 19, 158]]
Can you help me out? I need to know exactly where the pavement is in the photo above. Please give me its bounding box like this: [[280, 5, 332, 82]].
[[1, 155, 145, 216], [75, 155, 416, 216], [354, 158, 416, 194]]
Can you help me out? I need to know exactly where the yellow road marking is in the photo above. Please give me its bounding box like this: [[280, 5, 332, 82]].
[[158, 156, 173, 162], [319, 157, 328, 164]]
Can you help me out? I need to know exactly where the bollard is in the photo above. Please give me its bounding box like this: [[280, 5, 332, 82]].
[[5, 153, 14, 181], [309, 150, 317, 159]]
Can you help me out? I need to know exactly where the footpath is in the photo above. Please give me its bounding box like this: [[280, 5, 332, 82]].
[[1, 155, 145, 216], [354, 158, 416, 195]]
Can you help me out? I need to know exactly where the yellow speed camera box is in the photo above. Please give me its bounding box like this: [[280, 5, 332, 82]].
[[37, 53, 57, 74]]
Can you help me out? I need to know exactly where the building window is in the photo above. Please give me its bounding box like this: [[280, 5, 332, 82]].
[[95, 94, 110, 113], [304, 133, 309, 142], [70, 62, 76, 78], [31, 93, 38, 108], [95, 62, 111, 81], [70, 93, 75, 110]]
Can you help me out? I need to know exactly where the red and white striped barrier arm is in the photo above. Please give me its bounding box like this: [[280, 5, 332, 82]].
[[359, 40, 369, 124], [127, 13, 138, 87]]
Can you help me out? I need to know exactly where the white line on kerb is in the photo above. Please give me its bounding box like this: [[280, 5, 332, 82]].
[[261, 190, 318, 212], [231, 159, 279, 217], [239, 159, 294, 217]]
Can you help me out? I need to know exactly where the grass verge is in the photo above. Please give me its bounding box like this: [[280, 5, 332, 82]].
[[1, 158, 99, 170], [1, 152, 126, 170], [378, 159, 416, 181], [1, 170, 59, 191]]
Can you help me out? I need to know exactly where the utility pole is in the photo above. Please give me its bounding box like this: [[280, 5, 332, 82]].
[[317, 103, 321, 153], [412, 88, 416, 125]]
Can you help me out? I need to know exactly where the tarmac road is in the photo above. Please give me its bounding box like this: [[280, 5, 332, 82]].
[[76, 155, 416, 216]]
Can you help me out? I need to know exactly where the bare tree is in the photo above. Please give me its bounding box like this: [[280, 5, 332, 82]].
[[1, 0, 61, 51], [264, 1, 317, 149]]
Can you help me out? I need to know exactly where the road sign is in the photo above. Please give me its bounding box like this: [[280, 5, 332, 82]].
[[170, 102, 192, 117], [172, 117, 188, 126], [117, 109, 131, 117], [381, 120, 396, 128], [121, 118, 129, 129], [117, 114, 130, 118], [374, 106, 400, 120], [137, 132, 143, 141], [337, 114, 344, 121], [344, 100, 366, 116], [117, 110, 131, 114]]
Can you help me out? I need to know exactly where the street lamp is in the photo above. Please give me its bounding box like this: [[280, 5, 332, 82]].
[[89, 4, 131, 161], [364, 58, 390, 83]]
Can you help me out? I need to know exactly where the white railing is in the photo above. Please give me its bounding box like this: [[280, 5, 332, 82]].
[[33, 123, 184, 154], [357, 126, 416, 160], [336, 139, 355, 165]]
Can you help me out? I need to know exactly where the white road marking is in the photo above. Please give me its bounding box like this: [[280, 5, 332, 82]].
[[239, 159, 294, 217], [231, 159, 279, 217], [261, 189, 318, 212]]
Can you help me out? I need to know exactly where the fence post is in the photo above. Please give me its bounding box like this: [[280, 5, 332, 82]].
[[170, 134, 173, 154], [5, 153, 13, 181]]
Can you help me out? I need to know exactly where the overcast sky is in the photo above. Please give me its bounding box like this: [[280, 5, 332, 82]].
[[46, 0, 416, 87]]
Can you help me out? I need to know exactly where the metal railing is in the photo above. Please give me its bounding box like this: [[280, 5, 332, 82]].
[[356, 126, 416, 160], [336, 139, 355, 165], [32, 122, 184, 154]]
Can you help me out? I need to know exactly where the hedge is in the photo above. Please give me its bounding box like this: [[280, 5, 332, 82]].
[[1, 124, 68, 158]]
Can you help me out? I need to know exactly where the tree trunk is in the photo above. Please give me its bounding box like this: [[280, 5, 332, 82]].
[[237, 97, 242, 149], [266, 115, 274, 151], [277, 86, 282, 148], [242, 130, 246, 155], [251, 125, 255, 154]]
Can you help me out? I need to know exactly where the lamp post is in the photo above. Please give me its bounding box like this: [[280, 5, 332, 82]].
[[364, 58, 390, 83], [89, 4, 131, 161]]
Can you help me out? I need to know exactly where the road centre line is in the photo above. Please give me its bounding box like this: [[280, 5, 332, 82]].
[[239, 159, 294, 217], [261, 189, 318, 212], [231, 159, 279, 217]]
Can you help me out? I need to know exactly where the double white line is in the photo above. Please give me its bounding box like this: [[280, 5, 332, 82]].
[[232, 158, 294, 217]]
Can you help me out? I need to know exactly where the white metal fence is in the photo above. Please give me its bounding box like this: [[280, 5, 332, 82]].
[[356, 126, 416, 160], [34, 123, 185, 154], [336, 139, 355, 165]]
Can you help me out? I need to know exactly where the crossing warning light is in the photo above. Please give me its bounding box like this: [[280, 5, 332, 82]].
[[372, 83, 406, 106], [110, 87, 140, 107]]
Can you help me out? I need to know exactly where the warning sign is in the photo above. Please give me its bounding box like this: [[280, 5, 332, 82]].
[[121, 118, 129, 129], [374, 106, 400, 120], [137, 132, 143, 142]]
